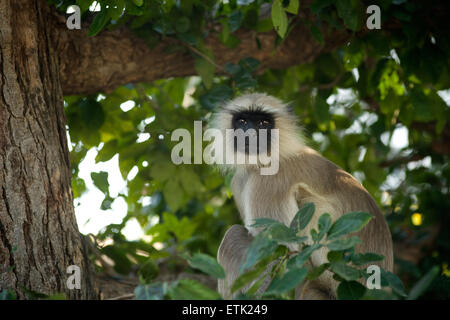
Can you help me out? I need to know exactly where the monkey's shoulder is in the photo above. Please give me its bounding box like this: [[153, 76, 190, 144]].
[[288, 149, 368, 193]]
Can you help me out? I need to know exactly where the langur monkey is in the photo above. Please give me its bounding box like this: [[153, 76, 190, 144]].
[[210, 93, 393, 300]]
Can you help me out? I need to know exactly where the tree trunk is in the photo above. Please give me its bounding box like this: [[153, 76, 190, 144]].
[[0, 0, 98, 299]]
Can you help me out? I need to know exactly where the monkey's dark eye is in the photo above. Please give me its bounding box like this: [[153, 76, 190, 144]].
[[258, 119, 270, 127], [238, 118, 247, 125]]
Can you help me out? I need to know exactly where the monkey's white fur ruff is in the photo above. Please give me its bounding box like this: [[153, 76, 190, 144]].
[[209, 92, 306, 172]]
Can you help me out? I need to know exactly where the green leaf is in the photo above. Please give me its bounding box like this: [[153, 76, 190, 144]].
[[239, 57, 261, 72], [79, 99, 105, 130], [256, 18, 274, 32], [101, 245, 133, 274], [175, 17, 191, 33], [150, 162, 176, 182], [224, 63, 242, 75], [266, 267, 308, 294], [337, 281, 366, 300], [88, 7, 110, 36], [132, 0, 143, 6], [317, 213, 332, 241], [138, 259, 159, 284], [382, 270, 407, 297], [310, 229, 318, 242], [290, 202, 315, 232], [118, 156, 134, 180], [91, 171, 109, 194], [311, 0, 334, 14], [134, 283, 166, 300], [327, 250, 343, 263], [290, 243, 322, 268], [335, 0, 364, 31], [410, 89, 435, 122], [271, 0, 288, 38], [351, 253, 384, 266], [100, 195, 114, 210], [246, 275, 267, 296], [168, 279, 221, 300], [72, 177, 86, 199], [179, 167, 203, 195], [231, 260, 268, 293], [314, 95, 331, 125], [267, 222, 299, 242], [188, 253, 225, 279], [309, 24, 324, 44], [109, 0, 125, 20], [250, 218, 279, 228], [76, 0, 92, 12], [199, 85, 234, 110], [330, 262, 361, 281], [306, 263, 330, 280], [327, 236, 361, 251], [407, 266, 440, 300], [195, 55, 215, 89], [242, 233, 278, 271], [285, 0, 299, 14], [327, 211, 373, 240], [163, 178, 184, 212], [234, 70, 257, 90], [229, 10, 243, 32], [96, 140, 118, 162]]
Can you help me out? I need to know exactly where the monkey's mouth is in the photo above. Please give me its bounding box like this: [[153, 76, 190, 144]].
[[234, 138, 271, 155]]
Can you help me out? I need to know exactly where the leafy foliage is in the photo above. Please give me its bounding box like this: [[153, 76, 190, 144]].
[[136, 203, 406, 300]]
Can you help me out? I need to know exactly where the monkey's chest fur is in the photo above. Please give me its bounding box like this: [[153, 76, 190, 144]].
[[230, 166, 341, 290], [231, 167, 300, 237]]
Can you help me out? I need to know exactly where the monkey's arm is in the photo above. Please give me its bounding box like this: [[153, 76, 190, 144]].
[[293, 155, 394, 272], [217, 224, 253, 299], [292, 154, 393, 299]]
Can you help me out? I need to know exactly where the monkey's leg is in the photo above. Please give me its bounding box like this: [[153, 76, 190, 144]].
[[217, 225, 253, 299]]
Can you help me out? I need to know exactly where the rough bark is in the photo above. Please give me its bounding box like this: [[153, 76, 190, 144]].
[[52, 9, 353, 95], [0, 0, 98, 299]]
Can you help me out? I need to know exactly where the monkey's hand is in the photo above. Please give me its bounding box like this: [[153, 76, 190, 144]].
[[217, 225, 253, 299]]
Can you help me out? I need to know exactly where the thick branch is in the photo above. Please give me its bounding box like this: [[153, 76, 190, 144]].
[[51, 10, 352, 95]]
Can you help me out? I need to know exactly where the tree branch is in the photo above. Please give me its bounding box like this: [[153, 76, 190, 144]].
[[50, 8, 353, 95], [379, 153, 427, 168]]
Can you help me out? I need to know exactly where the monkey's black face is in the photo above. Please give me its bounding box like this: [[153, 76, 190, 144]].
[[231, 109, 275, 154]]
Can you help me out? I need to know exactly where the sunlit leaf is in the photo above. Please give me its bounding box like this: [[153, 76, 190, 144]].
[[327, 212, 373, 240], [290, 202, 315, 232], [271, 0, 288, 38]]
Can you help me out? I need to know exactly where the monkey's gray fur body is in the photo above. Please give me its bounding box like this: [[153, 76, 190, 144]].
[[212, 93, 393, 299]]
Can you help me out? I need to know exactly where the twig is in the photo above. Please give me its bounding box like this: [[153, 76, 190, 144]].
[[184, 43, 225, 71], [379, 153, 427, 168]]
